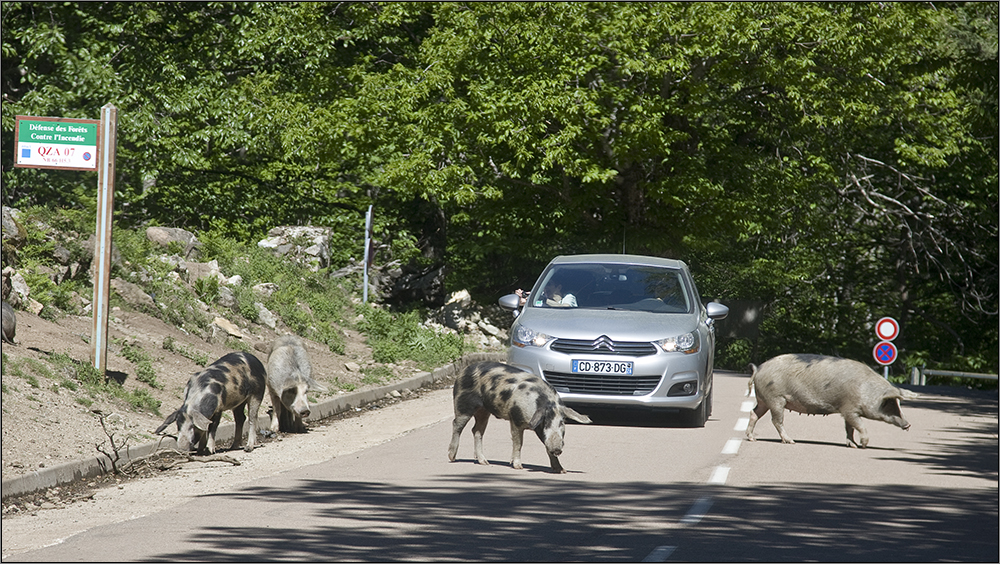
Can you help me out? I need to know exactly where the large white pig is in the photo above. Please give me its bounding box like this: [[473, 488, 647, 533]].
[[746, 353, 916, 448]]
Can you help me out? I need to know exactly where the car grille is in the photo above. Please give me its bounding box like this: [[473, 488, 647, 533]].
[[544, 371, 663, 396], [550, 336, 658, 357]]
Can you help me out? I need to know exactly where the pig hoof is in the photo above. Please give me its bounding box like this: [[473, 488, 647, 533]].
[[512, 462, 523, 470], [476, 459, 490, 466]]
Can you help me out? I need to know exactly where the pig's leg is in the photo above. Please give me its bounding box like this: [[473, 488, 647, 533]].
[[230, 404, 247, 450], [547, 452, 566, 474], [471, 408, 491, 465], [509, 422, 524, 469], [843, 413, 868, 448], [205, 413, 223, 454], [768, 400, 795, 444], [746, 402, 768, 441], [448, 412, 472, 461], [244, 397, 260, 452], [268, 389, 283, 433]]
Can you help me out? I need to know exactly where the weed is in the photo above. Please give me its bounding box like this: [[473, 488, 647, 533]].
[[361, 365, 395, 385], [162, 336, 210, 366], [116, 338, 162, 389]]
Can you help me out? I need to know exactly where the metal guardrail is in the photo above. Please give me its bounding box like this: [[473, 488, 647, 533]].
[[910, 365, 999, 386]]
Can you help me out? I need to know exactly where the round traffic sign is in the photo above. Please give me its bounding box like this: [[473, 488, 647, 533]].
[[875, 316, 899, 341], [873, 341, 898, 365]]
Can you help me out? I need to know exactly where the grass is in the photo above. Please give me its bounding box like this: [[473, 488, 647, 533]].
[[162, 336, 210, 366], [116, 338, 162, 389], [357, 304, 471, 371]]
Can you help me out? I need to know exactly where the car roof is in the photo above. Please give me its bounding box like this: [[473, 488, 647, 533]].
[[549, 254, 688, 269]]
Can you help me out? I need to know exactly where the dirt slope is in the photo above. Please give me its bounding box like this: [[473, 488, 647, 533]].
[[0, 304, 430, 488]]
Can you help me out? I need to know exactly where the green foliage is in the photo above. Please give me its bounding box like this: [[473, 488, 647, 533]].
[[2, 2, 995, 378], [115, 338, 162, 389], [162, 336, 210, 366], [357, 304, 469, 370]]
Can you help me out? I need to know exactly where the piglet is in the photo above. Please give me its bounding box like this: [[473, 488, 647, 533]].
[[448, 361, 592, 473], [155, 351, 266, 454], [746, 353, 916, 448]]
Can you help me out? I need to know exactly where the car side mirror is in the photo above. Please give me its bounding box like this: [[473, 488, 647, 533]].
[[706, 301, 729, 320], [498, 293, 521, 312]]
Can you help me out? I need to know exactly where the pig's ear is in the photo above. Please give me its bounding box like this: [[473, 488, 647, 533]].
[[190, 411, 212, 431], [562, 406, 592, 424], [306, 377, 328, 393], [880, 396, 903, 418], [528, 408, 546, 430], [154, 410, 180, 434]]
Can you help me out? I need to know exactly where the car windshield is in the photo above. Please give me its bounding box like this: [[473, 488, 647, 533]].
[[528, 263, 692, 313]]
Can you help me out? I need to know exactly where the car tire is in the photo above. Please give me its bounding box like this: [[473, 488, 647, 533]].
[[685, 387, 711, 428]]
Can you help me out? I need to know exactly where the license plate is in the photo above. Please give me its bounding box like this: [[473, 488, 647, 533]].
[[572, 360, 634, 375]]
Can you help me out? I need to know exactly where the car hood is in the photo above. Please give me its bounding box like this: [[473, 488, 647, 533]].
[[515, 307, 701, 341]]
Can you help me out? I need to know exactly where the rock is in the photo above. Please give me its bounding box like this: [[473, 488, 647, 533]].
[[255, 302, 277, 329], [146, 226, 201, 258], [252, 283, 278, 298], [257, 226, 333, 271], [1, 206, 26, 244], [345, 362, 361, 372], [210, 316, 243, 339], [10, 272, 30, 304], [183, 260, 225, 285], [110, 279, 156, 309]]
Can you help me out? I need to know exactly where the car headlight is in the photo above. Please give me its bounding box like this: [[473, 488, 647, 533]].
[[512, 324, 553, 348], [657, 331, 700, 354]]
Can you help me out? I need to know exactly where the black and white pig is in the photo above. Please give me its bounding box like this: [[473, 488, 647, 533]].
[[448, 361, 592, 473], [2, 300, 15, 344], [266, 334, 327, 433], [746, 353, 916, 448], [155, 351, 266, 454]]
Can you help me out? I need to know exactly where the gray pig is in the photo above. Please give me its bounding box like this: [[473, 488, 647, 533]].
[[746, 353, 914, 448], [2, 300, 15, 344], [266, 334, 327, 433], [155, 351, 266, 454], [448, 361, 592, 473]]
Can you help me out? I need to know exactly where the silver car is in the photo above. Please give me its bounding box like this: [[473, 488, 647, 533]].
[[498, 254, 729, 426]]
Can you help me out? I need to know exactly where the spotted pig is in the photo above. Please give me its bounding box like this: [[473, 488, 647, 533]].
[[448, 361, 592, 473], [155, 351, 266, 454]]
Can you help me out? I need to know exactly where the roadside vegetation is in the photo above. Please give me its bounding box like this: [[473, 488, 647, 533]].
[[1, 205, 477, 416]]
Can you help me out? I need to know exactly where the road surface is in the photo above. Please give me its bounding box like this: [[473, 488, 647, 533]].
[[3, 371, 997, 561]]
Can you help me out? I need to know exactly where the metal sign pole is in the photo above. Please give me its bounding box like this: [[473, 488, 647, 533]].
[[92, 104, 117, 374], [363, 205, 372, 303]]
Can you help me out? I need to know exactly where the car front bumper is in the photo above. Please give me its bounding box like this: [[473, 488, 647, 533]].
[[507, 343, 710, 411]]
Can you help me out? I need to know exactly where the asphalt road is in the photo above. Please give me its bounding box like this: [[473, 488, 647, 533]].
[[5, 371, 997, 562]]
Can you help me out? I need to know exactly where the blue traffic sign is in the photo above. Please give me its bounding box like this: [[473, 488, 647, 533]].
[[873, 341, 898, 365]]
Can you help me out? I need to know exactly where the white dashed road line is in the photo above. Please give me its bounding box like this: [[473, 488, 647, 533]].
[[643, 397, 751, 561], [721, 437, 741, 454], [642, 545, 676, 562]]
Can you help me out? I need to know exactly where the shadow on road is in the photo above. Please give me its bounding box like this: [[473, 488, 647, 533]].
[[146, 475, 998, 562]]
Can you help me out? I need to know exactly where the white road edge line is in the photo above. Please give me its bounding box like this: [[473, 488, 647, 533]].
[[734, 417, 749, 432], [741, 400, 755, 412]]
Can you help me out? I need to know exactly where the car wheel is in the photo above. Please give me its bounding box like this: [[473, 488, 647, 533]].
[[685, 395, 709, 428]]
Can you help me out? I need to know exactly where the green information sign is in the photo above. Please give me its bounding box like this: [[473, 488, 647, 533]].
[[14, 116, 100, 170]]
